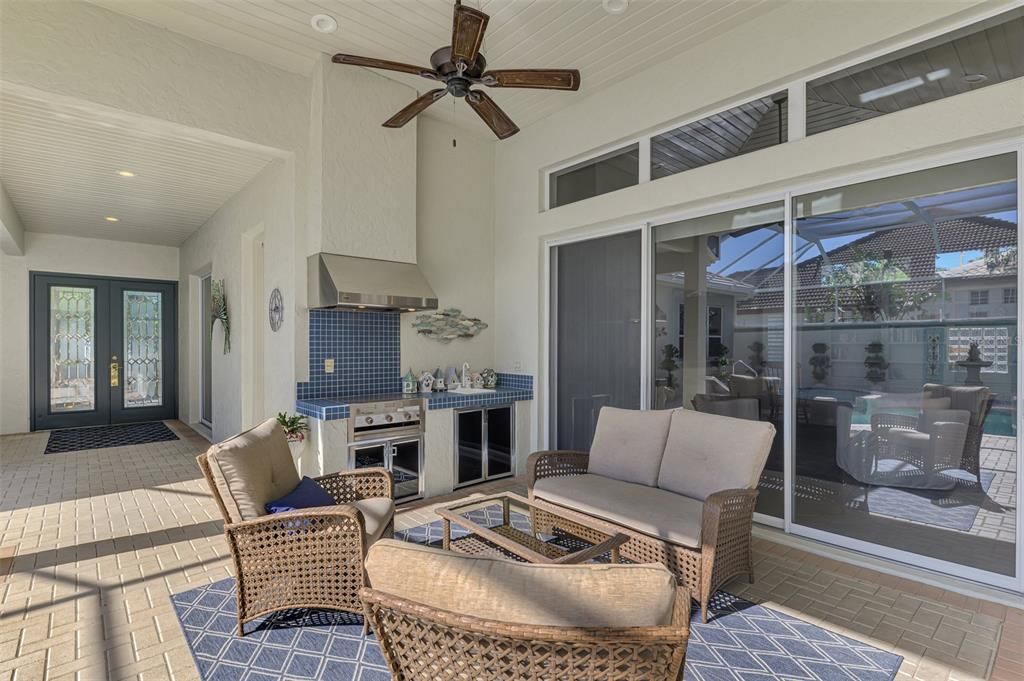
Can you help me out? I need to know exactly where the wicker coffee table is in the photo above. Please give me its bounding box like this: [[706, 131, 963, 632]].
[[436, 492, 629, 564]]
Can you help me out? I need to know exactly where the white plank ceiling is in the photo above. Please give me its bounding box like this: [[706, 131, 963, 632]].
[[0, 88, 279, 246], [85, 0, 783, 134]]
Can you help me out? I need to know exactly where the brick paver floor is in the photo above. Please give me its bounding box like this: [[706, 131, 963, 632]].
[[1, 421, 1020, 680]]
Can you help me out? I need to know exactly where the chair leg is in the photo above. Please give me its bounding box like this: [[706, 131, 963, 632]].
[[236, 616, 245, 637], [361, 618, 370, 636]]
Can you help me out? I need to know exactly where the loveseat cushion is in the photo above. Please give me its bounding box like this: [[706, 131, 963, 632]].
[[533, 473, 704, 548], [657, 409, 775, 501], [365, 538, 677, 627], [587, 407, 674, 486], [205, 418, 301, 522]]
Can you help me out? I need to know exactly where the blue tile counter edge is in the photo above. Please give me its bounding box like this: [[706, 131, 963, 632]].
[[296, 374, 533, 421]]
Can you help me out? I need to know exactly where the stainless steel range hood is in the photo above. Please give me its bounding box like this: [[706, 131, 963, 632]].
[[307, 253, 438, 311]]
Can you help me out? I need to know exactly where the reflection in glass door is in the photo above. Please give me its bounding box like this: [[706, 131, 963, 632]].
[[652, 202, 786, 518], [791, 153, 1018, 579], [551, 230, 643, 450], [31, 274, 178, 430]]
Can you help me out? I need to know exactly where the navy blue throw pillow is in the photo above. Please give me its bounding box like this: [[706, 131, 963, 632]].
[[265, 476, 335, 514]]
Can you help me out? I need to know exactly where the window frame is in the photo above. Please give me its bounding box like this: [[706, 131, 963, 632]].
[[541, 2, 1021, 212]]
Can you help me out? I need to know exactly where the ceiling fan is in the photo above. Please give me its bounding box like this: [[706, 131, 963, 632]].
[[331, 1, 580, 140]]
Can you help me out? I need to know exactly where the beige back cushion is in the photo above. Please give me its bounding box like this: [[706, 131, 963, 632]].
[[365, 539, 677, 627], [587, 407, 673, 486], [658, 408, 775, 501], [205, 418, 301, 522]]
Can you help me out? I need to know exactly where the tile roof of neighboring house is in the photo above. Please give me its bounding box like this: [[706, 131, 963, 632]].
[[730, 216, 1016, 314]]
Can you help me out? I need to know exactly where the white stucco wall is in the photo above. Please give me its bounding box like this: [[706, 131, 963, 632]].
[[315, 58, 418, 263], [401, 118, 496, 375], [490, 0, 1024, 451], [178, 160, 297, 443], [0, 181, 25, 256], [0, 233, 179, 434]]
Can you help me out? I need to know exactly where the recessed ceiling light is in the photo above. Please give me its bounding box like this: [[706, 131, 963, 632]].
[[117, 170, 136, 177], [105, 216, 119, 222], [963, 73, 988, 84], [311, 14, 338, 33], [602, 0, 628, 15]]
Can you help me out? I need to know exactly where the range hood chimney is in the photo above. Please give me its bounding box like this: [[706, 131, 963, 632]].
[[307, 253, 438, 311]]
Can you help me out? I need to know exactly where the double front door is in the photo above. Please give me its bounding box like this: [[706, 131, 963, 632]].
[[31, 273, 177, 430]]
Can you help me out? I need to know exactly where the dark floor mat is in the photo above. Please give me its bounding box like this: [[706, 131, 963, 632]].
[[45, 421, 179, 454]]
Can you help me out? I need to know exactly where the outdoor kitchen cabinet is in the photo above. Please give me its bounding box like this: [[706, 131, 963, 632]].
[[455, 405, 514, 487]]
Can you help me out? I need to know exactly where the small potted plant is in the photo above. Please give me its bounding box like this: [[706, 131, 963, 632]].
[[276, 412, 309, 468]]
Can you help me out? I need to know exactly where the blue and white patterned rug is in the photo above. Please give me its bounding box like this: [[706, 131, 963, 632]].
[[171, 509, 902, 681]]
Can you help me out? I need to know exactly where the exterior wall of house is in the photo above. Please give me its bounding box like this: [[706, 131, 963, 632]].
[[0, 233, 179, 434], [490, 0, 1024, 451]]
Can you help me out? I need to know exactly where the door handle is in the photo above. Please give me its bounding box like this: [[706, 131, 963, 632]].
[[110, 356, 120, 388]]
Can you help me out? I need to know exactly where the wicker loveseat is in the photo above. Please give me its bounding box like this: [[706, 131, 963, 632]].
[[529, 407, 775, 623], [197, 418, 395, 635], [362, 539, 690, 681]]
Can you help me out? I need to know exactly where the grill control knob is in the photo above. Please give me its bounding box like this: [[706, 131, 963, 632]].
[[385, 414, 394, 423], [365, 416, 374, 425], [404, 412, 412, 420]]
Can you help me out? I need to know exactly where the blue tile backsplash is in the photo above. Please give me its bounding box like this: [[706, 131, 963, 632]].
[[296, 309, 401, 400], [294, 309, 533, 420]]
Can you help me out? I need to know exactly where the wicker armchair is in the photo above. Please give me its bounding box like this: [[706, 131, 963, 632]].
[[528, 449, 757, 624], [196, 418, 394, 635], [362, 539, 690, 680]]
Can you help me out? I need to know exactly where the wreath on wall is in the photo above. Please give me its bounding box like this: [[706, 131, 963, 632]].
[[211, 279, 231, 354]]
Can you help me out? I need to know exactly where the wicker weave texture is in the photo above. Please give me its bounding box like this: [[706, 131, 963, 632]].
[[197, 451, 395, 635], [362, 587, 689, 681], [528, 450, 757, 623]]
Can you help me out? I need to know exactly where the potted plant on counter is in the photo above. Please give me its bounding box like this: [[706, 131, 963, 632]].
[[276, 412, 309, 471]]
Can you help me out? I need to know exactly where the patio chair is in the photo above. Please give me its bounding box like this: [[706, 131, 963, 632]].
[[361, 539, 690, 681], [197, 418, 395, 635], [868, 409, 970, 490], [921, 384, 994, 485]]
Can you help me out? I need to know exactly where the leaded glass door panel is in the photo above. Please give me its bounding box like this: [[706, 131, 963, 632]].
[[109, 280, 177, 425], [32, 275, 111, 430]]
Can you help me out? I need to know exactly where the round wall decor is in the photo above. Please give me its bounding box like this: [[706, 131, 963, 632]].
[[268, 288, 284, 332]]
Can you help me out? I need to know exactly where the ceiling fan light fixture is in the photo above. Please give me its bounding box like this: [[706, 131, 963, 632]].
[[602, 0, 629, 15], [310, 14, 338, 34]]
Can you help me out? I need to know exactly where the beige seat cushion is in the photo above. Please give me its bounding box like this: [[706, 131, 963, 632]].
[[587, 407, 673, 487], [534, 473, 704, 548], [353, 498, 395, 545], [365, 539, 677, 627], [205, 418, 301, 522], [658, 409, 775, 501]]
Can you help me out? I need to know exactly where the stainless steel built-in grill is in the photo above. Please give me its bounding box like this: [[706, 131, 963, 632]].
[[348, 398, 424, 501]]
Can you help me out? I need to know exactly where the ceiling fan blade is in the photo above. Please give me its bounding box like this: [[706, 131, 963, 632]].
[[481, 69, 581, 91], [332, 53, 437, 79], [451, 2, 489, 67], [383, 89, 447, 128], [466, 91, 519, 139]]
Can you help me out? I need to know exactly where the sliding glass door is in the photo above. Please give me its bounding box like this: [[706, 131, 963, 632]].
[[652, 202, 786, 518], [550, 230, 643, 450], [791, 152, 1018, 578], [548, 148, 1020, 587]]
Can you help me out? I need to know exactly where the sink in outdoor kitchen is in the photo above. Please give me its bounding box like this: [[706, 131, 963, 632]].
[[449, 388, 496, 395]]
